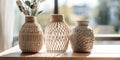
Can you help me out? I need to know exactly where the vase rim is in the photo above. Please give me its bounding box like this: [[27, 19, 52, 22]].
[[77, 20, 89, 26], [51, 14, 64, 16], [25, 16, 36, 23], [76, 20, 89, 22], [25, 16, 35, 18]]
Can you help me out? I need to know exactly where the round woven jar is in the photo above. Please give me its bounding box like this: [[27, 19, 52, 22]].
[[19, 16, 43, 53], [45, 14, 70, 53], [70, 21, 95, 53]]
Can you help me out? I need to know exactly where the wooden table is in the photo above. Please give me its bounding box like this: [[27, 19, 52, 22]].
[[0, 45, 120, 60]]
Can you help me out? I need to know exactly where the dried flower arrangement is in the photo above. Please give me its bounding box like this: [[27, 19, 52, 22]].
[[16, 0, 45, 16]]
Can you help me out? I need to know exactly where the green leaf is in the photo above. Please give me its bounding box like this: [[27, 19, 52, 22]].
[[34, 0, 36, 2], [30, 4, 37, 9], [25, 1, 31, 7], [18, 6, 25, 12], [16, 1, 22, 6], [16, 1, 26, 12], [39, 0, 45, 2], [23, 10, 29, 15], [36, 11, 43, 16]]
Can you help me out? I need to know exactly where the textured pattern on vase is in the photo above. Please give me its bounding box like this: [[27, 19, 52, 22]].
[[70, 26, 94, 53], [45, 22, 70, 53], [19, 23, 43, 52]]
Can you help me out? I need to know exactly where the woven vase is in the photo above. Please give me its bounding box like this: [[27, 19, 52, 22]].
[[19, 16, 43, 53], [45, 14, 70, 53], [70, 21, 95, 53]]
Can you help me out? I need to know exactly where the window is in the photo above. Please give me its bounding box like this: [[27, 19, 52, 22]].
[[13, 0, 120, 46]]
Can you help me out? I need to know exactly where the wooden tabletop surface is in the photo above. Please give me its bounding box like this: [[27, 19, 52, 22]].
[[0, 45, 120, 60]]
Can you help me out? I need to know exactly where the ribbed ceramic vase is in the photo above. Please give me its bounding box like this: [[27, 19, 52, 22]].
[[70, 21, 95, 53], [45, 14, 70, 53], [19, 16, 43, 53]]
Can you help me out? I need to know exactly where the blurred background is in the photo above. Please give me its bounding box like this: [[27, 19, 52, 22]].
[[13, 0, 120, 46], [14, 0, 120, 34], [13, 0, 120, 45]]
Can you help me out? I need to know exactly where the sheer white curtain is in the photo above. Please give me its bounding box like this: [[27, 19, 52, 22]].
[[0, 0, 14, 52]]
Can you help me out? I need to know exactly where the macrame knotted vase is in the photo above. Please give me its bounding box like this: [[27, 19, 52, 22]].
[[45, 14, 70, 53]]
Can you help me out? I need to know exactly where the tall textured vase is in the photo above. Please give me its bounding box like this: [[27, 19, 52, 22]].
[[70, 21, 95, 53], [19, 16, 43, 53], [45, 14, 70, 53]]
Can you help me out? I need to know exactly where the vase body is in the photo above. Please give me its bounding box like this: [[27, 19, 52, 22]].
[[19, 16, 43, 53], [70, 21, 94, 53], [45, 14, 70, 53]]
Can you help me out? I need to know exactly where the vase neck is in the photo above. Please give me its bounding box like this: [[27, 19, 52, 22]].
[[25, 16, 36, 23], [78, 26, 88, 28], [77, 21, 89, 26], [50, 14, 64, 22]]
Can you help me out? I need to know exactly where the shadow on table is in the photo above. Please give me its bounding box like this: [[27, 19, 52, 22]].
[[72, 52, 90, 57], [20, 52, 68, 57]]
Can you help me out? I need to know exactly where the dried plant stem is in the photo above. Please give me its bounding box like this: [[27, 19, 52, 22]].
[[54, 0, 59, 14], [35, 0, 40, 16], [16, 0, 45, 16], [21, 0, 30, 15], [21, 0, 27, 10]]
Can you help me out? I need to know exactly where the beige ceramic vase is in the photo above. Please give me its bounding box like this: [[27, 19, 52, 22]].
[[45, 14, 70, 53], [70, 21, 95, 53], [19, 16, 43, 53]]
